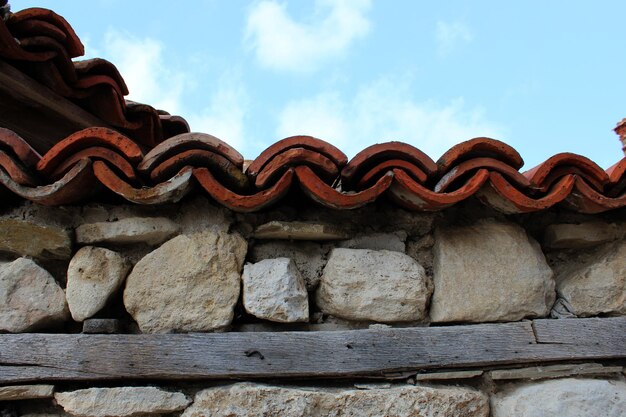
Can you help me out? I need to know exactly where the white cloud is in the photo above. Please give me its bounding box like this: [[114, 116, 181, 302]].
[[185, 77, 249, 151], [103, 30, 187, 113], [277, 77, 505, 160], [97, 30, 248, 150], [436, 21, 473, 56], [245, 0, 371, 72]]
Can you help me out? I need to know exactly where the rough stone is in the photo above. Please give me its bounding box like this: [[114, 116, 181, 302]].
[[66, 247, 130, 322], [75, 217, 180, 246], [249, 241, 330, 289], [415, 370, 484, 381], [123, 230, 247, 333], [544, 221, 624, 249], [430, 219, 555, 323], [316, 248, 432, 322], [177, 196, 232, 234], [242, 258, 309, 323], [183, 383, 489, 417], [491, 378, 626, 417], [338, 231, 407, 252], [488, 363, 623, 381], [0, 258, 68, 332], [550, 298, 577, 319], [0, 218, 71, 259], [555, 240, 626, 316], [55, 387, 190, 417], [0, 385, 54, 400], [82, 318, 121, 334], [254, 221, 349, 240]]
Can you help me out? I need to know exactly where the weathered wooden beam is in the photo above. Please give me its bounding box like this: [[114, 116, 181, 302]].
[[0, 317, 624, 384], [0, 60, 111, 154]]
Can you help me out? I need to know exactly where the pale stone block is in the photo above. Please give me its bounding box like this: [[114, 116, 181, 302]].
[[242, 258, 309, 323], [317, 248, 432, 322], [0, 218, 71, 259], [0, 385, 54, 400], [55, 387, 190, 417], [556, 240, 626, 316], [183, 383, 489, 417], [254, 221, 349, 240], [430, 219, 555, 323], [66, 246, 130, 322], [76, 217, 179, 246], [0, 258, 68, 332], [123, 231, 247, 333], [491, 378, 626, 417]]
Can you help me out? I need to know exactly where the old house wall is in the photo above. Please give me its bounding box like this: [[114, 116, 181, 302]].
[[0, 196, 625, 416]]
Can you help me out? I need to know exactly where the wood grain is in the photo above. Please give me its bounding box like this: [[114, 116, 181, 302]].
[[0, 61, 111, 153], [0, 317, 624, 383]]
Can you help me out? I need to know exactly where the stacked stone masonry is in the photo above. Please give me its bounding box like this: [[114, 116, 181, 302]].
[[1, 196, 625, 416]]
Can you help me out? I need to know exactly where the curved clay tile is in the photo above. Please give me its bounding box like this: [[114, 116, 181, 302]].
[[93, 161, 192, 205], [477, 172, 575, 214], [0, 128, 42, 167], [139, 132, 244, 175], [0, 159, 96, 205], [255, 148, 339, 189], [389, 168, 489, 211], [194, 167, 294, 213], [36, 127, 143, 175], [436, 137, 524, 171], [523, 153, 609, 192], [48, 147, 138, 183], [296, 165, 392, 210], [0, 150, 39, 186], [435, 157, 530, 193], [8, 7, 84, 57], [149, 149, 248, 191], [356, 159, 428, 191], [562, 177, 626, 214], [341, 142, 437, 191], [246, 136, 347, 179]]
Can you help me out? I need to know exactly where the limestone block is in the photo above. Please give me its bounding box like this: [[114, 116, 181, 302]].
[[66, 247, 131, 322], [555, 240, 626, 316], [183, 383, 489, 417], [544, 221, 623, 249], [254, 221, 349, 240], [76, 217, 180, 246], [0, 218, 71, 259], [0, 258, 68, 332], [55, 387, 190, 417], [338, 231, 407, 252], [488, 363, 623, 381], [123, 230, 247, 333], [430, 219, 555, 323], [316, 248, 432, 322], [249, 241, 330, 289], [491, 378, 626, 416], [242, 258, 309, 323], [0, 385, 54, 400]]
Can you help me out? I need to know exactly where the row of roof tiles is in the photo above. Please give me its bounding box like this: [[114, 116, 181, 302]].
[[0, 6, 190, 147], [0, 126, 625, 214]]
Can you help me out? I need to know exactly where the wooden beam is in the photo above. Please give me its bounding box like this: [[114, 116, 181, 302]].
[[0, 317, 624, 384], [0, 60, 112, 154]]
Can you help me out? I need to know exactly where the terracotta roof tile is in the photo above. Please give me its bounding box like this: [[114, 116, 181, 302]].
[[0, 127, 623, 213]]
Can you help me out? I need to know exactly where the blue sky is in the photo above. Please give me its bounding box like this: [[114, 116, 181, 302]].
[[15, 0, 626, 168]]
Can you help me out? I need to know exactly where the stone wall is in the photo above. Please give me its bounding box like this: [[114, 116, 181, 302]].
[[1, 196, 625, 416]]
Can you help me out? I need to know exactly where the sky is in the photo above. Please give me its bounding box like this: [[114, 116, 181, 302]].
[[14, 0, 626, 168]]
